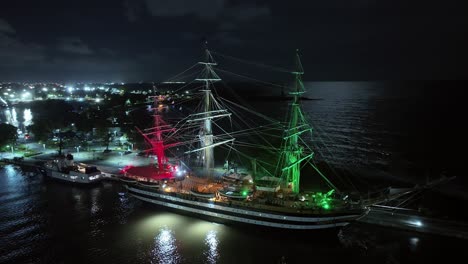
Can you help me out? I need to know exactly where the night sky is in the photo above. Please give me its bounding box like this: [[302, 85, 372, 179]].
[[1, 0, 467, 82]]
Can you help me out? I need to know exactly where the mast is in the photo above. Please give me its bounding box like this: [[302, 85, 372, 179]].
[[189, 43, 232, 177], [137, 90, 176, 172], [282, 50, 313, 194]]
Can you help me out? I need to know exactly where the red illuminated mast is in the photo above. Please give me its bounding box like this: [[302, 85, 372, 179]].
[[136, 94, 179, 172]]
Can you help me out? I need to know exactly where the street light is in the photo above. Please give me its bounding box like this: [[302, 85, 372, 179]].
[[43, 143, 46, 150], [75, 146, 80, 153]]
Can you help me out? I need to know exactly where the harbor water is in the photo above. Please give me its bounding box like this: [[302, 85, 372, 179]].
[[1, 81, 468, 263]]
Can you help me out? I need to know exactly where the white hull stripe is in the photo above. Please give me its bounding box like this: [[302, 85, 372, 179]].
[[132, 194, 349, 229], [128, 186, 362, 223]]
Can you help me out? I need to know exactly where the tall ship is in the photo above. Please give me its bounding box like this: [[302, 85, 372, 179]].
[[122, 47, 399, 230]]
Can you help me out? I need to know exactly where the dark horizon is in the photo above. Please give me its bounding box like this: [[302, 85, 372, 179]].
[[1, 1, 467, 82]]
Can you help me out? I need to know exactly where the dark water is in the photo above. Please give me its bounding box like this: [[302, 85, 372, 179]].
[[1, 165, 467, 264], [1, 82, 468, 263]]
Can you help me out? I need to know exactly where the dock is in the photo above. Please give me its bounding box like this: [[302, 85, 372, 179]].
[[359, 206, 468, 239]]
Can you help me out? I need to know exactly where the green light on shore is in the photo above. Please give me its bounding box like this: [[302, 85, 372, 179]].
[[242, 191, 248, 196], [322, 203, 330, 210]]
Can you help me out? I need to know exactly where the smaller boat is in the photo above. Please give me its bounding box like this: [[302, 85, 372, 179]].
[[43, 153, 103, 184]]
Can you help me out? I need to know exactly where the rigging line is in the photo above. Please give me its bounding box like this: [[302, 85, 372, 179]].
[[228, 128, 283, 139], [163, 63, 199, 82], [309, 120, 358, 191], [211, 51, 292, 73], [219, 145, 277, 174], [214, 97, 270, 132], [211, 121, 234, 140], [395, 191, 426, 211], [390, 190, 424, 211], [297, 131, 356, 191], [305, 140, 352, 191], [307, 160, 341, 193], [219, 99, 279, 134], [217, 68, 286, 89], [219, 97, 282, 126], [233, 143, 279, 151], [169, 79, 198, 95], [215, 77, 274, 123], [167, 69, 200, 83], [303, 118, 350, 176], [220, 101, 279, 150]]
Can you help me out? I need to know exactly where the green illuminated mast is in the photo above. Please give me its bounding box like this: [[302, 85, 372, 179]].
[[282, 50, 313, 194]]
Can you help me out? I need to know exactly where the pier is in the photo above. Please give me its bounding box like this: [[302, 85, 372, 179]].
[[359, 206, 468, 239]]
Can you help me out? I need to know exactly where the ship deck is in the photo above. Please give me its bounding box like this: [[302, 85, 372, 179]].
[[154, 176, 363, 216]]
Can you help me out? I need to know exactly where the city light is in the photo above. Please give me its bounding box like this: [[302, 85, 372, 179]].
[[21, 92, 31, 99]]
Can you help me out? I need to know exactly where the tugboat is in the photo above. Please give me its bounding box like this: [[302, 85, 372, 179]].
[[43, 153, 104, 184], [121, 46, 390, 230]]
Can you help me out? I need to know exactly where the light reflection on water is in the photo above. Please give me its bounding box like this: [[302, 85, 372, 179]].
[[1, 107, 33, 131], [133, 213, 224, 264], [23, 108, 33, 127], [204, 230, 219, 264], [151, 227, 181, 264]]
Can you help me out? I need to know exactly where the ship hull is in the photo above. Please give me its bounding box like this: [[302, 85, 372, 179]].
[[45, 169, 103, 184], [126, 184, 368, 230]]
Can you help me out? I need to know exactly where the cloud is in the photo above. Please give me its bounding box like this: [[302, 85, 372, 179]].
[[123, 0, 146, 22], [0, 33, 45, 67], [144, 0, 225, 19], [224, 5, 270, 22], [0, 18, 15, 34], [219, 5, 271, 31], [59, 37, 93, 55]]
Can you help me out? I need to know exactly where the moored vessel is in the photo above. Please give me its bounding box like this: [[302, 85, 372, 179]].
[[122, 46, 374, 229], [44, 153, 104, 184]]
